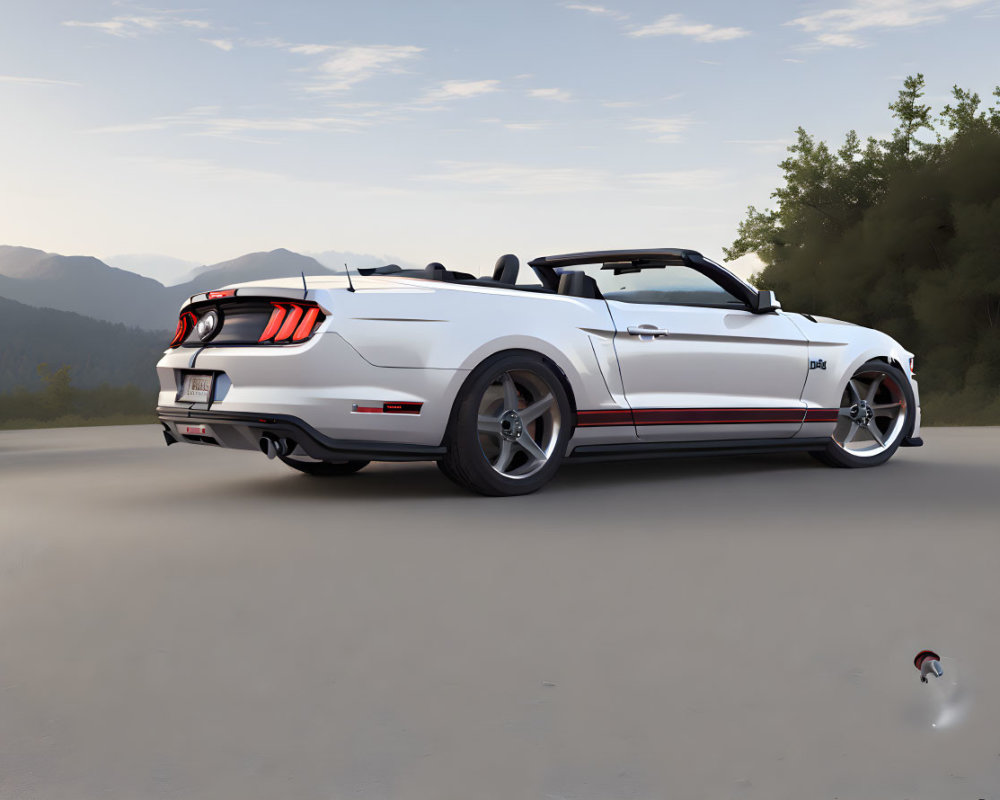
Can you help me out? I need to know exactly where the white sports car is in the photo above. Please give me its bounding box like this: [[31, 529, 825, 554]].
[[157, 249, 922, 495]]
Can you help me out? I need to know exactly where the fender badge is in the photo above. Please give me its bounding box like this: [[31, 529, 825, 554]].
[[809, 359, 827, 370]]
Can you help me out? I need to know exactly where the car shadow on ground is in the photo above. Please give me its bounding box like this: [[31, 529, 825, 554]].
[[181, 451, 825, 504]]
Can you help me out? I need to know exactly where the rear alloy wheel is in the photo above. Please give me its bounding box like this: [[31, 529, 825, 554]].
[[812, 359, 914, 468], [278, 453, 370, 476], [440, 353, 571, 495]]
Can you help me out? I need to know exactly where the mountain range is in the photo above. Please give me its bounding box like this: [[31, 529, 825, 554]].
[[0, 245, 371, 332], [0, 244, 410, 393], [0, 295, 167, 392]]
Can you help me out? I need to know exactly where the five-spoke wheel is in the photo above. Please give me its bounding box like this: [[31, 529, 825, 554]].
[[814, 359, 915, 468], [439, 353, 571, 495], [475, 369, 562, 479]]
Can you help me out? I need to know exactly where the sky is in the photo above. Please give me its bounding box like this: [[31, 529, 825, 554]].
[[1, 0, 999, 277]]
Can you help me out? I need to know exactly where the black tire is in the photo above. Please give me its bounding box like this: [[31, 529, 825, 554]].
[[811, 359, 915, 468], [439, 352, 572, 496], [435, 457, 462, 484], [278, 455, 370, 476]]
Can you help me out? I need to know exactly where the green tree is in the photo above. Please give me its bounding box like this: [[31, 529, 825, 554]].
[[727, 75, 1000, 423], [37, 363, 75, 419]]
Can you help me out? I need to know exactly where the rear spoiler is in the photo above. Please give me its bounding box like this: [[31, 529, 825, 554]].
[[181, 286, 331, 314]]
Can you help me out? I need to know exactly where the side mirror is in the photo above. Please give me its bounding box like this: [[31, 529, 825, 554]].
[[753, 290, 781, 313]]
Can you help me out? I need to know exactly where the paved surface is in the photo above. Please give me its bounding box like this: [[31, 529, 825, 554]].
[[1, 425, 999, 800]]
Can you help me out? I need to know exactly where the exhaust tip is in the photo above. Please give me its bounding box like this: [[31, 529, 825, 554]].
[[260, 435, 278, 459], [259, 434, 292, 459]]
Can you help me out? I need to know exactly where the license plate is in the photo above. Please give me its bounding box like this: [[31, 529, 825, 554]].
[[179, 372, 214, 403]]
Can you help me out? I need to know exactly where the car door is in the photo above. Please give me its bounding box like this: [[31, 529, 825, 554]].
[[597, 263, 810, 441]]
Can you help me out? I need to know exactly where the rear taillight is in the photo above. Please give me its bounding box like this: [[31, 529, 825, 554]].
[[293, 307, 320, 341], [169, 311, 197, 348], [909, 357, 915, 375], [257, 302, 323, 344]]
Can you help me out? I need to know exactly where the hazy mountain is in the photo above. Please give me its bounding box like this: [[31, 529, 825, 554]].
[[0, 295, 166, 392], [104, 253, 199, 285], [0, 245, 382, 332], [163, 249, 341, 312], [176, 248, 336, 288], [307, 249, 416, 272], [0, 246, 172, 330]]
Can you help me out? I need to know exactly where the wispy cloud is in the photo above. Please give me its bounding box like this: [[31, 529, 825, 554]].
[[202, 38, 234, 52], [725, 137, 795, 154], [528, 87, 572, 102], [563, 3, 630, 21], [293, 44, 424, 93], [0, 75, 80, 87], [420, 79, 501, 103], [421, 161, 725, 194], [627, 115, 696, 143], [504, 122, 551, 131], [422, 161, 604, 193], [87, 106, 371, 140], [788, 0, 990, 47], [625, 169, 727, 190], [63, 13, 210, 37], [629, 14, 750, 42], [124, 155, 411, 197]]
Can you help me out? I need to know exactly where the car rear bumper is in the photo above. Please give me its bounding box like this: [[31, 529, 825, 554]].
[[158, 407, 446, 462]]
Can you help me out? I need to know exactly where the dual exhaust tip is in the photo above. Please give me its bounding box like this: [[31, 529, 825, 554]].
[[259, 434, 294, 460]]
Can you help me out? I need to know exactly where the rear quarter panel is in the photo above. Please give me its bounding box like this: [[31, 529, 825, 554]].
[[318, 281, 625, 416]]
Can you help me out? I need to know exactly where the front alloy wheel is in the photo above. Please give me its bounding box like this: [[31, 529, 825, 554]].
[[813, 359, 915, 468]]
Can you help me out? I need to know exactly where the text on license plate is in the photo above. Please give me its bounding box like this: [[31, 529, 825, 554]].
[[180, 373, 213, 402]]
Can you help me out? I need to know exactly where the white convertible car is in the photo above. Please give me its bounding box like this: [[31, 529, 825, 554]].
[[157, 249, 922, 495]]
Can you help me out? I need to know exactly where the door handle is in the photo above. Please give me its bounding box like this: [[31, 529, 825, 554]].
[[627, 325, 669, 338]]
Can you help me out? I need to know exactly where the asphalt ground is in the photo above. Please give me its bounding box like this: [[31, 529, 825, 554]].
[[1, 425, 998, 799]]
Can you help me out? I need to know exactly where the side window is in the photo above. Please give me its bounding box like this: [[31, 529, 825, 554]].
[[559, 264, 747, 308]]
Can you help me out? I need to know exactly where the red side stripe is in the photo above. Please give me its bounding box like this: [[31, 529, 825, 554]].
[[804, 408, 840, 423], [577, 410, 634, 427], [577, 407, 841, 428]]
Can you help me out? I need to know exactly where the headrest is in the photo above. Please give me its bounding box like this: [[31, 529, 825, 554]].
[[557, 271, 600, 299], [492, 254, 519, 284], [425, 262, 447, 276]]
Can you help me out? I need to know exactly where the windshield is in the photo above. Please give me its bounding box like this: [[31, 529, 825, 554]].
[[555, 262, 747, 307]]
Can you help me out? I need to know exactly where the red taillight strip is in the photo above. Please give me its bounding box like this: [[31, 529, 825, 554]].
[[207, 289, 236, 299], [383, 402, 422, 414], [353, 402, 423, 414], [169, 311, 197, 348], [258, 304, 287, 342], [292, 306, 320, 341], [275, 304, 304, 342]]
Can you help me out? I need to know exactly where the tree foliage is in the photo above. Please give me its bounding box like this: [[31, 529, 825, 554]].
[[0, 364, 155, 428], [726, 75, 1000, 422]]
